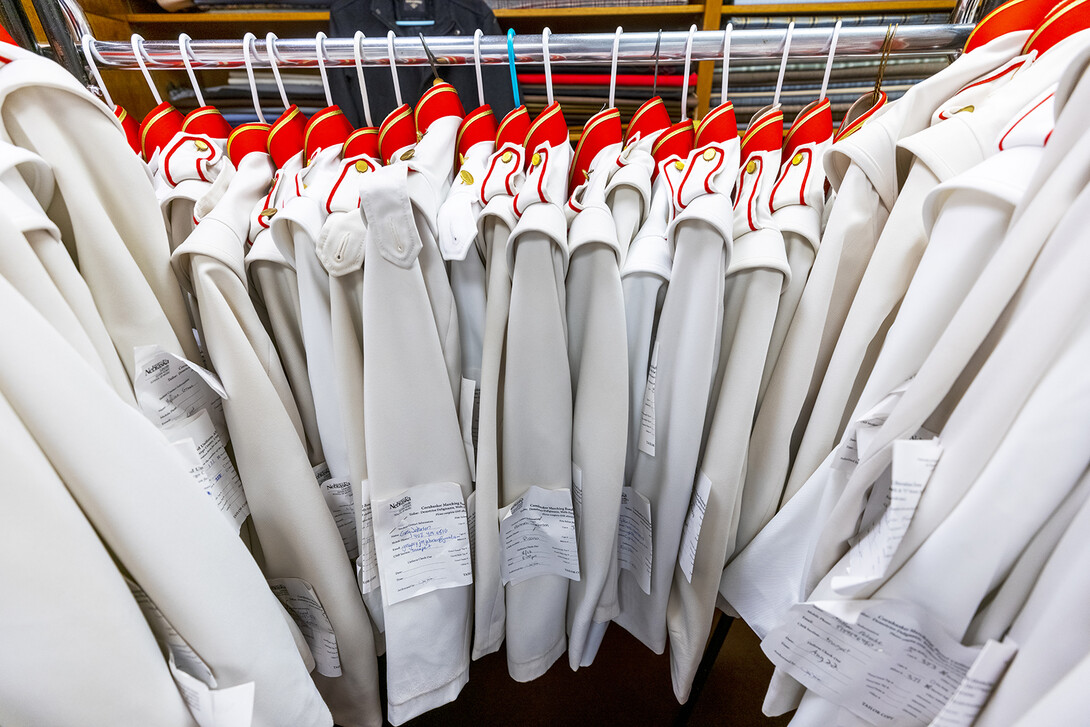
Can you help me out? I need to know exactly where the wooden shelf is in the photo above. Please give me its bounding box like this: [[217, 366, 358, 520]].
[[121, 4, 708, 25], [122, 10, 327, 22], [720, 0, 954, 14]]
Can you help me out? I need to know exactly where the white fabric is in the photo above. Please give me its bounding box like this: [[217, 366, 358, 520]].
[[359, 125, 473, 723], [0, 269, 330, 727], [565, 138, 627, 669], [472, 139, 527, 660], [501, 132, 574, 681], [0, 44, 202, 375], [615, 135, 733, 655], [668, 118, 786, 702], [172, 152, 382, 727]]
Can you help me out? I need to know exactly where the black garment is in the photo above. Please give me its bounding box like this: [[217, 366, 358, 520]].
[[329, 0, 516, 126]]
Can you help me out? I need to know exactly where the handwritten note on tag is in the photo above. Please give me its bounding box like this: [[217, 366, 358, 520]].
[[500, 486, 581, 586], [372, 481, 473, 606], [357, 479, 379, 596], [928, 639, 1018, 727], [166, 410, 249, 532], [763, 600, 981, 726], [134, 345, 228, 443]]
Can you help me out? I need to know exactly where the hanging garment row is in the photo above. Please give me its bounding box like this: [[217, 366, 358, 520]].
[[3, 0, 1090, 725]]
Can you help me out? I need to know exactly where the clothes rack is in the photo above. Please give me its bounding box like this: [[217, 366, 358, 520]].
[[35, 0, 980, 77]]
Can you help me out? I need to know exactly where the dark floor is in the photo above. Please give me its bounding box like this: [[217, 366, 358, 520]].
[[401, 616, 794, 726]]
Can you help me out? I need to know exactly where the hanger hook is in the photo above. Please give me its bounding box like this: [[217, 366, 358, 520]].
[[315, 32, 334, 108], [265, 32, 290, 111], [241, 33, 266, 124], [542, 28, 554, 106], [473, 28, 485, 107], [819, 20, 842, 102], [772, 21, 794, 110], [873, 24, 897, 102], [353, 31, 374, 127], [507, 29, 520, 107], [608, 26, 622, 110], [720, 23, 732, 105], [652, 30, 662, 98], [81, 34, 113, 108], [129, 34, 162, 105], [178, 33, 206, 109], [418, 33, 442, 84], [387, 31, 404, 108], [680, 24, 697, 121]]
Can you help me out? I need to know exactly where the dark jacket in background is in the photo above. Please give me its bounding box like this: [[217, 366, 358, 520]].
[[329, 0, 516, 127]]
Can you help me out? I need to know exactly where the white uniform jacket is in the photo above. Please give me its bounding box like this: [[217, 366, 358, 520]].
[[172, 144, 382, 727], [564, 107, 627, 670]]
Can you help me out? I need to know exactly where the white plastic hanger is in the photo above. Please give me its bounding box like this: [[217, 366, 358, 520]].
[[680, 24, 697, 120], [720, 23, 732, 105], [819, 20, 843, 101], [81, 34, 113, 108], [608, 26, 622, 109], [353, 31, 375, 127], [542, 28, 554, 106], [473, 29, 486, 107], [178, 33, 206, 109], [315, 32, 334, 108], [387, 31, 404, 108], [129, 34, 162, 105], [265, 32, 291, 111], [772, 21, 795, 110], [242, 33, 267, 124]]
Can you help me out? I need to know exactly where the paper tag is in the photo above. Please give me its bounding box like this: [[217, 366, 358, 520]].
[[928, 639, 1018, 727], [571, 463, 584, 522], [134, 345, 228, 443], [678, 471, 712, 583], [165, 410, 249, 532], [322, 478, 359, 562], [638, 341, 660, 457], [763, 601, 981, 725], [168, 652, 255, 727], [357, 479, 379, 595], [500, 486, 581, 586], [460, 378, 478, 481], [617, 486, 653, 594], [833, 438, 943, 593], [268, 578, 341, 677], [466, 490, 477, 571], [126, 577, 214, 686], [312, 462, 332, 484], [372, 481, 473, 606], [831, 379, 915, 475]]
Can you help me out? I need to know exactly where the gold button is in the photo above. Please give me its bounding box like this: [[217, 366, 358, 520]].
[[957, 105, 975, 114], [702, 148, 716, 162], [260, 208, 276, 219], [355, 160, 370, 173], [531, 153, 542, 166], [674, 160, 685, 171], [792, 153, 804, 166], [501, 151, 513, 163], [194, 139, 208, 151], [746, 160, 757, 174], [458, 153, 467, 166], [400, 149, 415, 161], [459, 169, 474, 185]]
